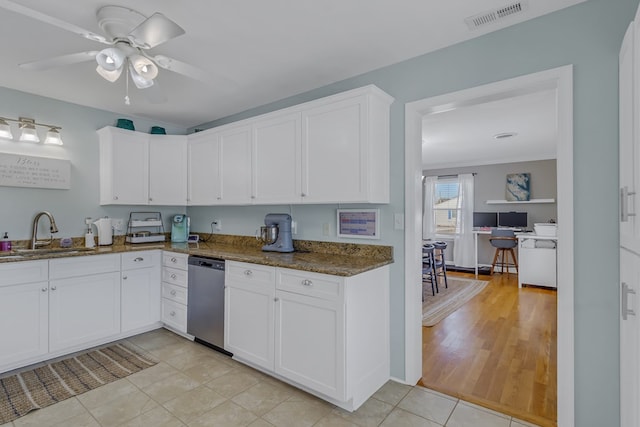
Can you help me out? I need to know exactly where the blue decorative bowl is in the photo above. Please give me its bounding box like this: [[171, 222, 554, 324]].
[[150, 126, 166, 135], [116, 118, 134, 130]]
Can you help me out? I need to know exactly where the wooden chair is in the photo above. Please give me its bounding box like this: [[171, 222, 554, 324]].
[[489, 229, 518, 275]]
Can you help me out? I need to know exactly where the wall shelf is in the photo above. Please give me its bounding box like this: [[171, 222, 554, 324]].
[[486, 198, 555, 204]]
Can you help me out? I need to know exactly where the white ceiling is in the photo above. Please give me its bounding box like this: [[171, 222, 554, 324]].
[[422, 88, 558, 169], [0, 0, 585, 128]]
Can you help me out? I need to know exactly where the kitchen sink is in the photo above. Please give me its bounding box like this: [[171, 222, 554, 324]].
[[0, 247, 97, 258]]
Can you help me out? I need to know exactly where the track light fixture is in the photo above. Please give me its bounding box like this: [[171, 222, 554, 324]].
[[0, 117, 64, 145]]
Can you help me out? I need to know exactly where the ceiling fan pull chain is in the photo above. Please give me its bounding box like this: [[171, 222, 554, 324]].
[[124, 61, 131, 105]]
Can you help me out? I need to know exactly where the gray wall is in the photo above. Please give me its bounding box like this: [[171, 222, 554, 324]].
[[425, 159, 557, 265], [0, 0, 636, 424]]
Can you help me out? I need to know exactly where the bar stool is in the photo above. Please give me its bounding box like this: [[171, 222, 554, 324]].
[[422, 244, 437, 298], [433, 241, 448, 289], [489, 229, 519, 275]]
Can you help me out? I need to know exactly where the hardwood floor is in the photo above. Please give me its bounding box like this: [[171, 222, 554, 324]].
[[419, 272, 557, 427]]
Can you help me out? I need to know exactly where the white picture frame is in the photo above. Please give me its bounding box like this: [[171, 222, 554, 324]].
[[336, 209, 380, 239]]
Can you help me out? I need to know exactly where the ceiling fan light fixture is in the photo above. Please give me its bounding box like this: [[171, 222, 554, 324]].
[[96, 64, 123, 82], [0, 118, 13, 140], [18, 118, 40, 143], [130, 54, 158, 80], [129, 62, 154, 89], [44, 127, 63, 145], [96, 47, 126, 71]]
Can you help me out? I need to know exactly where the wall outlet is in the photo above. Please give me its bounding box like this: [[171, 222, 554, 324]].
[[112, 218, 125, 234], [322, 223, 330, 236], [212, 219, 222, 231], [291, 221, 298, 234]]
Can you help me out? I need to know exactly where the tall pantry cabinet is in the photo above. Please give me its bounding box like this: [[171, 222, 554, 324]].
[[619, 8, 640, 425]]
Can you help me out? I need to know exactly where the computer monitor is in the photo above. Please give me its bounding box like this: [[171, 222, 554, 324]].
[[498, 211, 528, 228], [473, 212, 498, 228]]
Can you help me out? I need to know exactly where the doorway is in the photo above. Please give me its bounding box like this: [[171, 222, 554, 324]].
[[404, 65, 574, 426]]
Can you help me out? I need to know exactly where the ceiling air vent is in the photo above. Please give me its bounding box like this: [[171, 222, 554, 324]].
[[465, 1, 529, 30]]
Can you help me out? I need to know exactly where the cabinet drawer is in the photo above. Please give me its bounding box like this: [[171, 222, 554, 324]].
[[162, 282, 188, 305], [50, 254, 120, 280], [0, 260, 48, 287], [277, 268, 343, 301], [162, 298, 187, 332], [162, 251, 188, 270], [121, 250, 159, 270], [162, 266, 188, 287], [226, 261, 275, 287]]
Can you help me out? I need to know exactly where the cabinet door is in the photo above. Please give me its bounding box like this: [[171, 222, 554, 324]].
[[188, 132, 220, 205], [49, 272, 121, 352], [275, 290, 345, 400], [621, 248, 640, 427], [0, 282, 48, 368], [149, 135, 188, 205], [98, 127, 149, 205], [301, 96, 366, 203], [225, 262, 275, 370], [252, 113, 302, 204], [219, 125, 252, 204], [122, 267, 161, 332]]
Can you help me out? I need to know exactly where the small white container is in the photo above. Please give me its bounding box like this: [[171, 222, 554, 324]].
[[534, 223, 557, 237]]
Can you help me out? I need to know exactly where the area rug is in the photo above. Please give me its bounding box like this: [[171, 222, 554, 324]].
[[422, 277, 489, 327], [0, 342, 157, 424]]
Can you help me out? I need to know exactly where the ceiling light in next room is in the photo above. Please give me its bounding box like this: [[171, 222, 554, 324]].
[[494, 132, 518, 140]]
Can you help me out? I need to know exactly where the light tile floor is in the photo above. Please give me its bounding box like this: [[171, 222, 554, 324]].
[[1, 329, 540, 427]]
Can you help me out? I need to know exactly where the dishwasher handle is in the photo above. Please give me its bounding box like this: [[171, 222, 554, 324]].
[[188, 256, 225, 271]]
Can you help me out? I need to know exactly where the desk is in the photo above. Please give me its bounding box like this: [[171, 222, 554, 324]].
[[517, 234, 558, 288], [472, 229, 525, 277]]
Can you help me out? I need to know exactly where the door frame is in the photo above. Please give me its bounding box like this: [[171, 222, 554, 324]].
[[403, 65, 574, 426]]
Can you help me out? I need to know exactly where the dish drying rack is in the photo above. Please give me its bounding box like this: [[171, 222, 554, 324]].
[[125, 212, 166, 244]]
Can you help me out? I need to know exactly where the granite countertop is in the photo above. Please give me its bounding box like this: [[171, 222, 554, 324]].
[[0, 235, 394, 277]]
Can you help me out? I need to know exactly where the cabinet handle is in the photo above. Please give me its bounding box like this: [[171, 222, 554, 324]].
[[113, 196, 119, 200], [41, 287, 48, 292], [301, 192, 306, 197], [123, 276, 127, 280], [170, 290, 177, 296], [51, 286, 57, 291], [302, 279, 313, 287], [274, 297, 279, 302], [134, 257, 144, 262], [217, 196, 222, 200], [149, 197, 153, 201], [622, 281, 637, 320], [621, 186, 637, 222], [171, 257, 177, 263], [244, 270, 253, 277], [170, 311, 176, 316], [171, 273, 177, 279]]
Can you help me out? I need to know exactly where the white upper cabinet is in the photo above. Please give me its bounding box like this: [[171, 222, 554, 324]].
[[149, 135, 188, 205], [218, 125, 253, 204], [252, 112, 302, 204], [188, 132, 219, 205], [98, 126, 187, 206], [98, 126, 149, 205]]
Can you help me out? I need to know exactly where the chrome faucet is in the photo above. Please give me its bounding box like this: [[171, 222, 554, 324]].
[[31, 211, 59, 249]]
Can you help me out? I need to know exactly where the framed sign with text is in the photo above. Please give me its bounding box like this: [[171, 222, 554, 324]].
[[0, 153, 71, 189]]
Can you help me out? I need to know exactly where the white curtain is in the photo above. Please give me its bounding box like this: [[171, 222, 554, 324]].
[[422, 176, 437, 240], [453, 173, 475, 267]]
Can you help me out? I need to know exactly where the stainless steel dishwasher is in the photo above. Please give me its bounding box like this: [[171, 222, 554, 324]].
[[187, 256, 231, 355]]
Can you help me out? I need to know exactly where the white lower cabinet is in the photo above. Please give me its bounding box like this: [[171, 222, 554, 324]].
[[225, 260, 389, 411], [121, 251, 161, 333], [161, 251, 190, 334], [0, 260, 49, 369]]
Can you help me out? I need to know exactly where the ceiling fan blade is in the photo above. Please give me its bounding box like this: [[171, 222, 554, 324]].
[[20, 51, 99, 71], [152, 55, 237, 89], [128, 13, 185, 49], [0, 0, 110, 44]]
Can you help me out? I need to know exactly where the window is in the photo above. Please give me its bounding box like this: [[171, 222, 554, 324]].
[[433, 178, 460, 234]]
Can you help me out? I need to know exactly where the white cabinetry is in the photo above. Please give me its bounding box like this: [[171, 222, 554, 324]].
[[121, 251, 161, 333], [225, 260, 390, 411], [0, 260, 49, 369], [98, 126, 188, 206], [620, 13, 640, 425], [161, 251, 190, 335], [225, 261, 276, 370], [188, 131, 220, 205], [49, 254, 121, 352], [149, 136, 188, 205]]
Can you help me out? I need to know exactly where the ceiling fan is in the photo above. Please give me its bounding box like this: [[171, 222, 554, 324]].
[[0, 1, 212, 103]]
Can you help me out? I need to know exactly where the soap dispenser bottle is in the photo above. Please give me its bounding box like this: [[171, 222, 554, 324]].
[[84, 218, 95, 248], [0, 232, 11, 252]]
